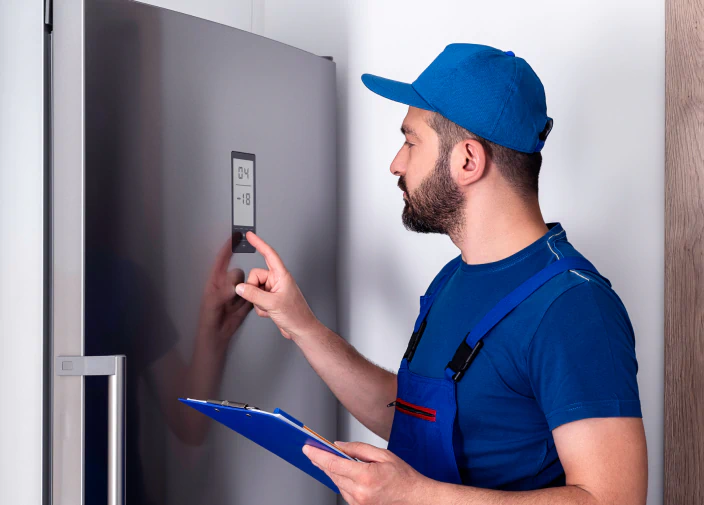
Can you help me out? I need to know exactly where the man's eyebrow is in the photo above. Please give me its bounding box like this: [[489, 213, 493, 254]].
[[400, 125, 420, 139]]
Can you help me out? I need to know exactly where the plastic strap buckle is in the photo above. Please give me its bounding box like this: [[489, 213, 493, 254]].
[[404, 319, 427, 362], [447, 338, 484, 382]]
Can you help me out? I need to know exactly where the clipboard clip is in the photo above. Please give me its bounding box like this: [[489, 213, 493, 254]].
[[206, 399, 259, 410]]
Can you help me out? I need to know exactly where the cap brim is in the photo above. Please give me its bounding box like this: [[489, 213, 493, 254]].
[[361, 74, 436, 111]]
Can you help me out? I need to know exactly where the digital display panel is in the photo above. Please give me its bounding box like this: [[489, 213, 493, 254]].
[[232, 158, 254, 227], [231, 151, 256, 253]]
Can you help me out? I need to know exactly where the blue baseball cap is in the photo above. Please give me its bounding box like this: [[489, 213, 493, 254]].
[[361, 43, 553, 153]]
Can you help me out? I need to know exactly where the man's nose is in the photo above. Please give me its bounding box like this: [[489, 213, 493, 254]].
[[390, 152, 405, 176]]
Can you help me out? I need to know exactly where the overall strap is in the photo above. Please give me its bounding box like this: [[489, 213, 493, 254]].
[[404, 257, 463, 362], [445, 257, 601, 382]]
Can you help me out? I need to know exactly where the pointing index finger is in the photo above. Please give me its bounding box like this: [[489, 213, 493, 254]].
[[246, 232, 287, 273]]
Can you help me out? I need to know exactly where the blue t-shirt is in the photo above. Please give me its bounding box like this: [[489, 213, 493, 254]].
[[408, 223, 641, 490]]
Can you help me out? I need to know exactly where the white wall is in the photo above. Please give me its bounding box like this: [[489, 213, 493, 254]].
[[258, 1, 664, 504], [0, 2, 46, 505]]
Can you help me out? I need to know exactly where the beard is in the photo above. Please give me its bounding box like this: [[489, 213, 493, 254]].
[[399, 148, 465, 236]]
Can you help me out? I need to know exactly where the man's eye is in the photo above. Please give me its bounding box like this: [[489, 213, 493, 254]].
[[404, 141, 414, 148]]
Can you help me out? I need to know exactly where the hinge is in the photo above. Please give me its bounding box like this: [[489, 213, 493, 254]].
[[45, 0, 53, 31]]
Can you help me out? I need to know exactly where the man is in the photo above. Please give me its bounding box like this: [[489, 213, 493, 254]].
[[235, 43, 648, 505]]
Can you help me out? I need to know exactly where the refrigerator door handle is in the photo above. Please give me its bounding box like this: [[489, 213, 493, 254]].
[[56, 355, 126, 505]]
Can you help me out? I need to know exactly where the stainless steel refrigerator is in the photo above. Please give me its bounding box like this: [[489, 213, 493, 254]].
[[1, 1, 338, 504]]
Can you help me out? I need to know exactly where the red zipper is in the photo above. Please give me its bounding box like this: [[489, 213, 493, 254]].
[[387, 398, 437, 422]]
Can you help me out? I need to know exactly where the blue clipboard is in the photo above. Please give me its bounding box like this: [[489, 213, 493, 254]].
[[179, 398, 352, 493]]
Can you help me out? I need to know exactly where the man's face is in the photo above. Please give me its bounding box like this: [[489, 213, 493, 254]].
[[391, 107, 465, 235]]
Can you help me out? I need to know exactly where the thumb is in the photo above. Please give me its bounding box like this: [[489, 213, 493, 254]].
[[334, 441, 387, 462], [235, 283, 274, 309]]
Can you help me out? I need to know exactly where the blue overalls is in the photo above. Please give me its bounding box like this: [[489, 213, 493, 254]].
[[387, 257, 602, 484]]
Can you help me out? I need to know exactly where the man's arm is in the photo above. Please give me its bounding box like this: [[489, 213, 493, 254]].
[[235, 232, 397, 440], [426, 417, 648, 505], [294, 321, 397, 440], [304, 416, 648, 505]]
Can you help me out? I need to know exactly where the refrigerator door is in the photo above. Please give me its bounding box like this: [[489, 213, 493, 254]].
[[52, 1, 338, 504]]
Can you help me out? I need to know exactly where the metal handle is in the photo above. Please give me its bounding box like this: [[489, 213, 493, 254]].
[[56, 355, 126, 505], [108, 356, 126, 505]]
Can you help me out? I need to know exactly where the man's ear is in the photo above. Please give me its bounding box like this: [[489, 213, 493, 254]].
[[453, 139, 486, 187]]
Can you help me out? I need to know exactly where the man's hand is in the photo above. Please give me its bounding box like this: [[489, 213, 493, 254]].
[[303, 442, 433, 505], [196, 236, 253, 351], [235, 231, 321, 341]]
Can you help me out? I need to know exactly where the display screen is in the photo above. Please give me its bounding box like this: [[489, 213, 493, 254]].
[[232, 157, 254, 227]]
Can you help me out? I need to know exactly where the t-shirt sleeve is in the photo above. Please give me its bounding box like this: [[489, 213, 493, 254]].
[[527, 280, 642, 431]]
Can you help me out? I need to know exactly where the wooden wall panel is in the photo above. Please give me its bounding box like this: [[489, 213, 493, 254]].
[[665, 0, 704, 503]]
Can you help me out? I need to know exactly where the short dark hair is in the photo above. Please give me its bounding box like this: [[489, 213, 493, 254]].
[[426, 112, 542, 197]]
